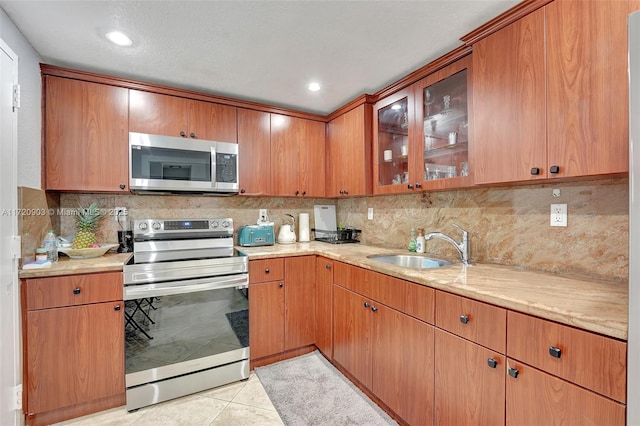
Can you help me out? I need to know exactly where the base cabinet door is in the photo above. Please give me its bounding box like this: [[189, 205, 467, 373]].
[[333, 285, 372, 389], [372, 303, 434, 426], [315, 257, 334, 358], [434, 329, 505, 426], [506, 359, 625, 426], [284, 256, 316, 350], [25, 302, 124, 415], [249, 280, 285, 360]]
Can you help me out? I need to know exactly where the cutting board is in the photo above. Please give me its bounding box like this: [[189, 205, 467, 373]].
[[313, 205, 337, 239]]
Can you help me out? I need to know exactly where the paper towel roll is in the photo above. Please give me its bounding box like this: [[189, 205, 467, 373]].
[[298, 213, 310, 242]]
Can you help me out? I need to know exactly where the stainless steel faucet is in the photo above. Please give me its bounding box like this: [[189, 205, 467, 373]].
[[424, 224, 470, 265]]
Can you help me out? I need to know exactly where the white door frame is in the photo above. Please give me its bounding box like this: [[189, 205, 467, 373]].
[[0, 37, 21, 426]]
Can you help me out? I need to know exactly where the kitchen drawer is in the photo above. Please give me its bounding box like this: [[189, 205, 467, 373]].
[[333, 262, 434, 324], [249, 258, 284, 283], [24, 272, 123, 310], [435, 290, 506, 353], [506, 359, 625, 425], [507, 311, 627, 403]]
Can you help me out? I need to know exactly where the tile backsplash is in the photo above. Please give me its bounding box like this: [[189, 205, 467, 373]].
[[51, 177, 628, 283]]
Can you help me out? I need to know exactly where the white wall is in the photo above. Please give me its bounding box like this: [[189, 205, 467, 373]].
[[0, 7, 42, 189]]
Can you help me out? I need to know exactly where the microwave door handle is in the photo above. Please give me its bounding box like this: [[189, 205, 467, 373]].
[[211, 146, 217, 189]]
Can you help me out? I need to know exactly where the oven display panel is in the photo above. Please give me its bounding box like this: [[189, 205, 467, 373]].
[[163, 220, 210, 230]]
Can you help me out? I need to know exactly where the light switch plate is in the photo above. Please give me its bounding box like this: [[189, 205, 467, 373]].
[[367, 208, 374, 220], [550, 204, 567, 227]]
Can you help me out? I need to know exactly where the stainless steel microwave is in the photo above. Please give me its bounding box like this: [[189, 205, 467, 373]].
[[129, 132, 239, 195]]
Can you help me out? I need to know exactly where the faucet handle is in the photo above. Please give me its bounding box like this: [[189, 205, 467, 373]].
[[452, 223, 468, 235]]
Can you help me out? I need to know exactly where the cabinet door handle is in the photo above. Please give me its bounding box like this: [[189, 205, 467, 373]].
[[530, 167, 540, 175], [302, 191, 306, 196], [343, 190, 348, 195], [73, 288, 81, 295], [415, 183, 422, 189], [364, 302, 370, 308], [550, 165, 560, 174], [114, 305, 121, 311], [407, 184, 414, 190], [339, 190, 344, 195], [371, 306, 378, 312], [190, 132, 196, 138], [487, 358, 498, 368], [459, 314, 469, 324], [119, 183, 126, 190], [325, 264, 332, 270], [265, 268, 270, 274], [295, 190, 300, 196], [240, 188, 246, 194], [278, 282, 284, 288], [549, 346, 562, 359], [180, 131, 186, 137], [508, 367, 519, 378]]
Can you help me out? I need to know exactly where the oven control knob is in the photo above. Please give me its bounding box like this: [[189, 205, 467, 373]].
[[221, 220, 230, 228], [152, 221, 162, 231], [210, 220, 219, 229], [139, 222, 148, 231]]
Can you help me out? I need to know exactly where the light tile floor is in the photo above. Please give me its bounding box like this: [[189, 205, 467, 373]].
[[54, 373, 284, 426]]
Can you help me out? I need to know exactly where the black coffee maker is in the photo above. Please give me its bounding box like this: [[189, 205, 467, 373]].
[[116, 213, 133, 253]]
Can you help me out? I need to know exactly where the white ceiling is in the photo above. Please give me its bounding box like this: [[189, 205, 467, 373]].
[[0, 0, 520, 115]]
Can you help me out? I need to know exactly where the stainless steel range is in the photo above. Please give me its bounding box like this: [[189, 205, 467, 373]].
[[123, 218, 249, 411]]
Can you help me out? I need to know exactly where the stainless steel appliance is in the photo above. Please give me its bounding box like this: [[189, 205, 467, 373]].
[[123, 218, 249, 411], [628, 11, 640, 424], [129, 132, 239, 194]]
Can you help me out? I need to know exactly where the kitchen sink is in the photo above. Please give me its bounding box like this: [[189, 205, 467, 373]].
[[367, 254, 452, 269]]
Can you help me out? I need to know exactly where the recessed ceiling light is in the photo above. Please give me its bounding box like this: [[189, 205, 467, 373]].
[[308, 82, 321, 92], [106, 31, 132, 47], [391, 104, 402, 110]]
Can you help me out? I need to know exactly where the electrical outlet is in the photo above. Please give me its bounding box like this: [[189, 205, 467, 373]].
[[114, 207, 128, 221], [259, 209, 268, 222], [367, 208, 374, 220], [550, 203, 567, 227]]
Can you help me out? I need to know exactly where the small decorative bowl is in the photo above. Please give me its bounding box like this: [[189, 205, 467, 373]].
[[58, 243, 119, 259]]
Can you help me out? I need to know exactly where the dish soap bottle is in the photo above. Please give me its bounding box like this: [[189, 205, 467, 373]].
[[408, 228, 417, 252], [416, 228, 425, 253]]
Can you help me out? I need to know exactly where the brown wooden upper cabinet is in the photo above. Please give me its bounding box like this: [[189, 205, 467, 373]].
[[326, 104, 373, 197], [373, 56, 472, 195], [129, 90, 237, 143], [270, 114, 325, 197], [43, 76, 129, 192], [472, 0, 630, 184], [237, 108, 271, 196]]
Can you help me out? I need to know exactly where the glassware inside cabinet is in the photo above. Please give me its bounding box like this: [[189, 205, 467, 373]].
[[422, 69, 469, 181], [378, 97, 410, 186]]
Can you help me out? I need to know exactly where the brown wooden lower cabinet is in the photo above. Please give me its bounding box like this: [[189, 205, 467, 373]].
[[505, 359, 625, 426], [249, 256, 316, 365], [22, 272, 124, 426], [315, 257, 334, 359], [434, 329, 505, 426], [333, 284, 434, 426]]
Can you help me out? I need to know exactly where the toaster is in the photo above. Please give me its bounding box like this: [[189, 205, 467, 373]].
[[238, 225, 275, 247]]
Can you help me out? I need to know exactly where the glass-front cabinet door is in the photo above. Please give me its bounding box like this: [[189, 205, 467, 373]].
[[373, 88, 416, 194], [414, 55, 473, 190]]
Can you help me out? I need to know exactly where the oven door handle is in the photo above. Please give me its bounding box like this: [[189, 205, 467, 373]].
[[124, 274, 248, 300]]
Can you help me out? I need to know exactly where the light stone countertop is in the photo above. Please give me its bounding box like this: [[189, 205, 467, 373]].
[[18, 242, 628, 341], [238, 242, 628, 341]]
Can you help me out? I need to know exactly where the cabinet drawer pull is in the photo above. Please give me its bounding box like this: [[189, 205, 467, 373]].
[[278, 282, 284, 288], [530, 167, 540, 175], [179, 131, 186, 137], [550, 165, 560, 174], [73, 288, 81, 295], [459, 314, 469, 324], [265, 268, 270, 274], [119, 183, 126, 190], [114, 305, 121, 311], [549, 346, 562, 359], [325, 264, 332, 270], [364, 302, 370, 308], [371, 306, 378, 312], [190, 132, 196, 138], [508, 367, 519, 378], [487, 358, 498, 368]]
